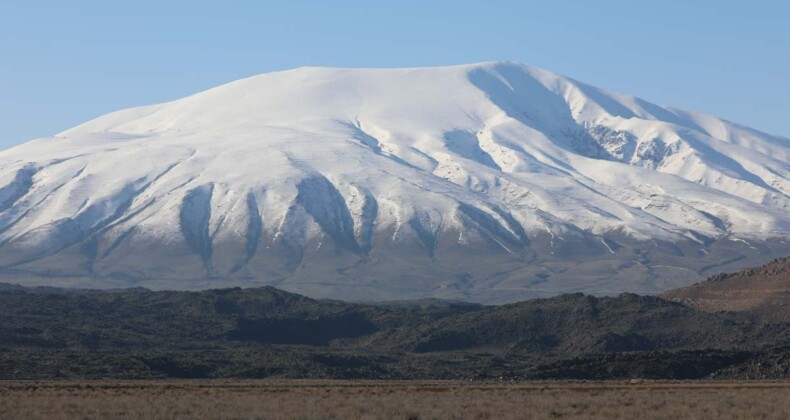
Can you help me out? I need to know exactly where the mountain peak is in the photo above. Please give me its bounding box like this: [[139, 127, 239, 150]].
[[1, 63, 788, 302]]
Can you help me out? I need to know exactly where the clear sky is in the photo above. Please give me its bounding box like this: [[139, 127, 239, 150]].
[[2, 0, 788, 150]]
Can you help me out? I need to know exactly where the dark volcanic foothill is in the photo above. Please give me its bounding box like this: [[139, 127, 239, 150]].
[[1, 257, 789, 380]]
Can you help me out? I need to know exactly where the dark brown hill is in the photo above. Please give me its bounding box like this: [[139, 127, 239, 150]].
[[662, 257, 790, 323]]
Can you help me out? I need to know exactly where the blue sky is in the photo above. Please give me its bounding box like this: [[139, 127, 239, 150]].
[[1, 0, 788, 150]]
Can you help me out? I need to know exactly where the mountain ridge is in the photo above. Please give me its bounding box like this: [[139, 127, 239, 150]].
[[1, 62, 788, 302]]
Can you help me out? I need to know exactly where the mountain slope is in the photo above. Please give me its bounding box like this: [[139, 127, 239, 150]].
[[0, 62, 788, 302], [663, 257, 790, 323]]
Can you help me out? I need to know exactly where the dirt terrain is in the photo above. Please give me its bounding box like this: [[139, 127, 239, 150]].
[[2, 380, 789, 419]]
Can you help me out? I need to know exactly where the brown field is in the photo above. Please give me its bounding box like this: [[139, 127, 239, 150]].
[[1, 380, 790, 419]]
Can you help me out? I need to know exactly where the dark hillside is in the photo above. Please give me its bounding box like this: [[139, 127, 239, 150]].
[[1, 258, 789, 380]]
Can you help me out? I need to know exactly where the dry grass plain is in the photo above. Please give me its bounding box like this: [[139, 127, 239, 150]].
[[1, 380, 789, 419]]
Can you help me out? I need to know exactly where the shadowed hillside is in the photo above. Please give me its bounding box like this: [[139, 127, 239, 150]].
[[1, 257, 789, 380]]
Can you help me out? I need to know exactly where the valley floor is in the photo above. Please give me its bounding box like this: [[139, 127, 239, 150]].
[[2, 380, 789, 419]]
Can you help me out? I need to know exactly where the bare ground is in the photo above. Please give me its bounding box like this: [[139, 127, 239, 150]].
[[1, 380, 790, 419]]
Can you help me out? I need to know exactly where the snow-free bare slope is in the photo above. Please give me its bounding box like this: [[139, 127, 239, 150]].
[[1, 62, 788, 302]]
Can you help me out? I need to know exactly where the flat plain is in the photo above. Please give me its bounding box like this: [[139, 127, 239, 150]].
[[1, 380, 789, 419]]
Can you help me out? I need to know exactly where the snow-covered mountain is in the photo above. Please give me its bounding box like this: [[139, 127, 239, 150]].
[[1, 62, 788, 303]]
